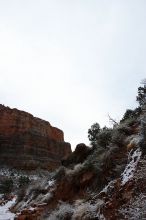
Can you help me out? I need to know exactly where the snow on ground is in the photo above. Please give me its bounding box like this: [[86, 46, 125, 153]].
[[0, 167, 52, 181], [119, 193, 146, 220], [0, 197, 16, 220], [100, 180, 116, 194], [48, 180, 55, 187], [121, 148, 142, 185]]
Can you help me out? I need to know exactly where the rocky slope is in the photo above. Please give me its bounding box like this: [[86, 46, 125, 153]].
[[11, 138, 138, 219], [1, 101, 146, 219], [0, 104, 71, 170]]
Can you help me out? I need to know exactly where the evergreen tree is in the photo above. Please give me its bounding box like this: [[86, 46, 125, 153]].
[[88, 123, 112, 148], [88, 123, 100, 147], [136, 86, 146, 106]]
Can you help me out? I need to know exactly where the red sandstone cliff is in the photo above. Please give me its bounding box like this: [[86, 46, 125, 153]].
[[0, 104, 71, 170]]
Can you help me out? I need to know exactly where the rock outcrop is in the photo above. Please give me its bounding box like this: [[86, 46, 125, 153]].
[[0, 104, 71, 170], [62, 143, 92, 167]]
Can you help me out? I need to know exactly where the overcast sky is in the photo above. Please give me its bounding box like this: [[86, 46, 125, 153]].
[[0, 0, 146, 149]]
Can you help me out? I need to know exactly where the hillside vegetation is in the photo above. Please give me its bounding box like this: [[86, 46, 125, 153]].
[[1, 83, 146, 219]]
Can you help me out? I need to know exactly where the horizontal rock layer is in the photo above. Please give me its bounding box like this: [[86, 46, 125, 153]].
[[0, 105, 71, 170]]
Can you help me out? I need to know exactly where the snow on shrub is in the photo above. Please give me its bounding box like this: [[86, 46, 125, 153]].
[[72, 199, 105, 220], [66, 163, 84, 176], [0, 196, 16, 220], [72, 201, 98, 220], [48, 202, 74, 220]]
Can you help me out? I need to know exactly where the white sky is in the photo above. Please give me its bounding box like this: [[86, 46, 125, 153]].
[[0, 0, 146, 149]]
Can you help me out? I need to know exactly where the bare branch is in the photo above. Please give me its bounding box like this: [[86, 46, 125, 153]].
[[108, 114, 118, 126]]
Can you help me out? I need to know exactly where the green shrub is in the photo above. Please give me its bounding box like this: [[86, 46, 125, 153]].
[[53, 166, 66, 181], [17, 188, 26, 203], [111, 129, 126, 147], [96, 127, 112, 148], [83, 148, 105, 173], [88, 123, 100, 147], [120, 107, 141, 123], [18, 176, 30, 187], [88, 123, 113, 149], [116, 123, 132, 136], [0, 179, 13, 193]]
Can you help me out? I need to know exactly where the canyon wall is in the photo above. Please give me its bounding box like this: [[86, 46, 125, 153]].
[[0, 105, 71, 170]]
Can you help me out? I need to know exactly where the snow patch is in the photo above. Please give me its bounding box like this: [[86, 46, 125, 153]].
[[121, 148, 142, 185], [0, 197, 16, 220], [100, 180, 116, 194], [48, 180, 55, 187], [28, 206, 35, 211]]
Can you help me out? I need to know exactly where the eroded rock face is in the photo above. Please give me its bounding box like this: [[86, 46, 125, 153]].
[[0, 104, 71, 170]]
